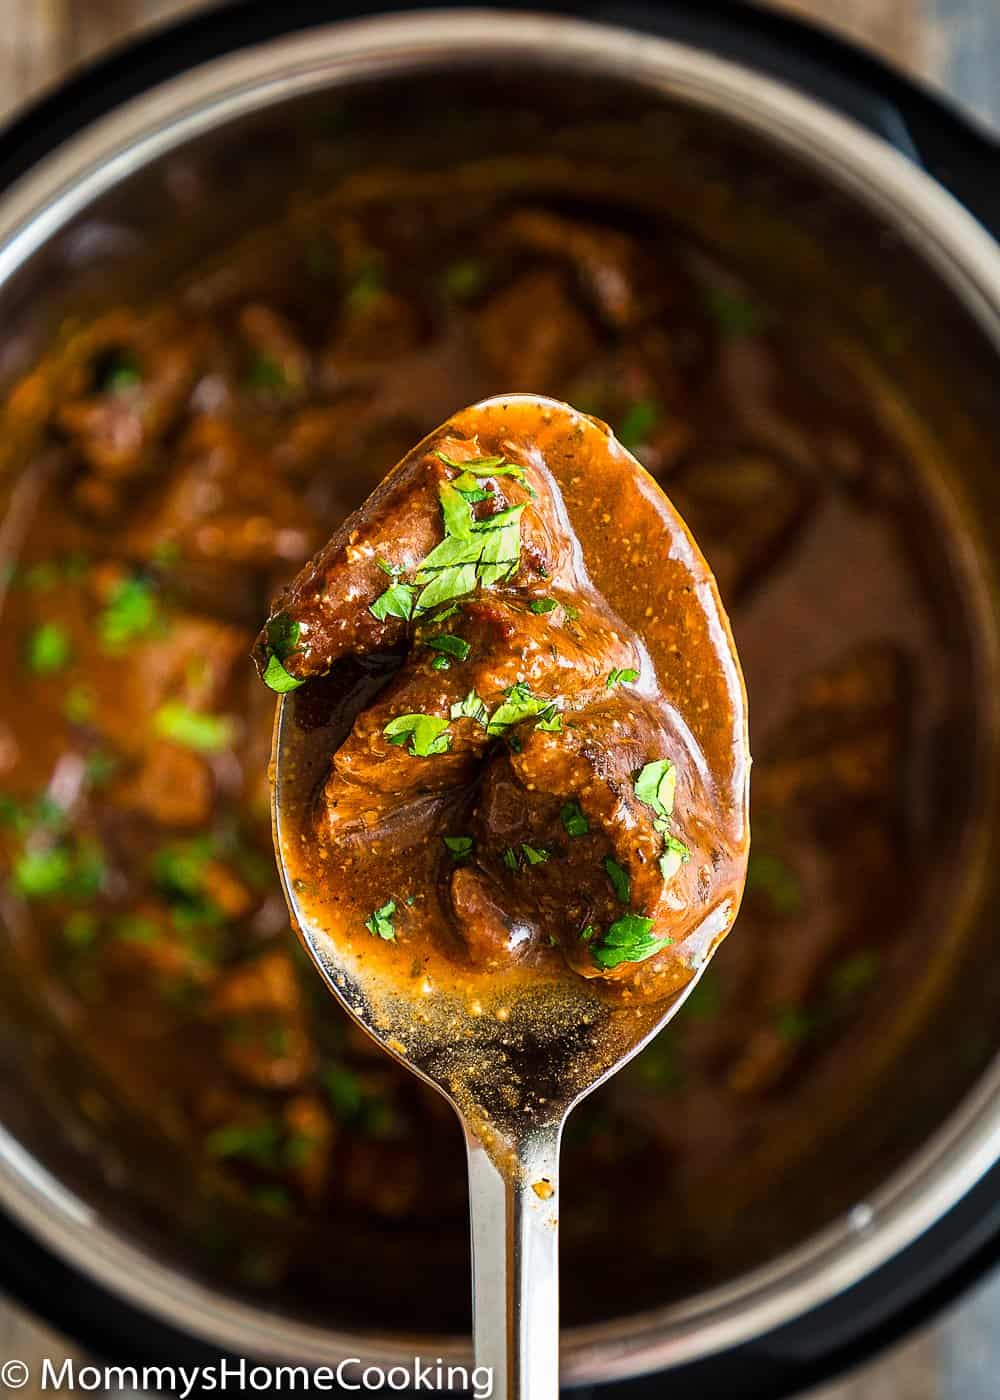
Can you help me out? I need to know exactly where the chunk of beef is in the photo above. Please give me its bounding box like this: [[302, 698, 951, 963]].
[[206, 951, 316, 1091], [475, 269, 598, 389], [255, 434, 580, 685], [316, 592, 637, 843]]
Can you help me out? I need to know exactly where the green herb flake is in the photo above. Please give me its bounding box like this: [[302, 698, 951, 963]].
[[155, 701, 235, 753], [606, 666, 640, 689], [579, 924, 596, 944], [96, 349, 142, 396], [262, 653, 305, 693], [423, 633, 471, 661], [25, 622, 71, 675], [206, 1122, 282, 1166], [383, 713, 451, 757], [64, 910, 99, 948], [13, 841, 105, 901], [444, 259, 485, 299], [322, 1063, 364, 1119], [604, 857, 631, 904], [113, 914, 159, 944], [634, 758, 677, 819], [431, 655, 450, 671], [829, 951, 880, 1000], [439, 480, 474, 540], [591, 914, 670, 970], [347, 258, 384, 311], [560, 801, 589, 837], [522, 844, 550, 866], [502, 847, 521, 871], [617, 400, 661, 450], [97, 576, 162, 651], [659, 835, 691, 882], [364, 900, 397, 941], [746, 852, 801, 916], [486, 682, 552, 738], [370, 582, 415, 622], [529, 598, 558, 615], [244, 354, 289, 393], [562, 604, 579, 622], [450, 690, 488, 725], [376, 558, 401, 576], [534, 708, 562, 733], [705, 285, 766, 337], [63, 686, 94, 724], [774, 1005, 815, 1043], [443, 835, 474, 863]]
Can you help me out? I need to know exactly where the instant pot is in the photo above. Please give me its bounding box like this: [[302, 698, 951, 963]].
[[1, 2, 999, 1395]]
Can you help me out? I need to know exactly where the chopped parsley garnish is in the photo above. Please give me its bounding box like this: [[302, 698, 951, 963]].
[[705, 285, 766, 336], [590, 914, 670, 970], [95, 349, 142, 396], [413, 501, 524, 613], [562, 604, 579, 622], [206, 1122, 283, 1166], [13, 840, 105, 901], [634, 758, 677, 819], [746, 852, 801, 916], [98, 575, 162, 651], [154, 701, 234, 753], [606, 666, 639, 688], [25, 622, 71, 675], [383, 713, 451, 757], [486, 682, 553, 738], [370, 582, 415, 622], [521, 844, 550, 866], [322, 1064, 364, 1118], [431, 656, 450, 671], [261, 612, 305, 693], [434, 451, 516, 476], [377, 558, 401, 576], [364, 900, 397, 941], [560, 800, 589, 837], [535, 709, 562, 733], [659, 834, 691, 881], [450, 690, 489, 725], [113, 914, 159, 944], [431, 602, 462, 623], [502, 847, 521, 871], [829, 951, 879, 999], [439, 480, 474, 540], [443, 259, 485, 299], [529, 598, 557, 614], [347, 258, 384, 311], [244, 354, 289, 393], [63, 686, 94, 724], [617, 401, 660, 450], [64, 911, 99, 948], [579, 925, 596, 943], [443, 835, 474, 863], [262, 654, 304, 693], [774, 1005, 815, 1043], [423, 633, 471, 661], [604, 857, 631, 904]]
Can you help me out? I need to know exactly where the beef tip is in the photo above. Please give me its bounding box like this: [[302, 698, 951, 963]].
[[110, 738, 215, 829], [55, 309, 205, 484], [475, 269, 598, 390], [448, 865, 534, 969], [315, 592, 637, 844], [254, 433, 581, 686], [123, 416, 318, 573], [669, 448, 816, 604], [207, 951, 316, 1091], [498, 209, 654, 329], [239, 304, 312, 402]]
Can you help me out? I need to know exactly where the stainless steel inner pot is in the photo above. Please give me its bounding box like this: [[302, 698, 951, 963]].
[[1, 10, 999, 1383]]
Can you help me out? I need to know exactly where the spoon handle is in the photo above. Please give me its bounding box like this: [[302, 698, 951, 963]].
[[465, 1124, 562, 1400]]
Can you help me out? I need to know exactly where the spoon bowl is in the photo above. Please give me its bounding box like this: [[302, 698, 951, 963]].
[[267, 396, 749, 1400]]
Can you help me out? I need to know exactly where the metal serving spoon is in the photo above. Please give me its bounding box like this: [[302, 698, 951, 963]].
[[268, 399, 748, 1400]]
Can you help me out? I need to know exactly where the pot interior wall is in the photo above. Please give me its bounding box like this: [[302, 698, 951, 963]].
[[0, 59, 998, 1344]]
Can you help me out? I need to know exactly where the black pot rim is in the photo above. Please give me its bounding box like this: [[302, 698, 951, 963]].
[[0, 4, 998, 1395]]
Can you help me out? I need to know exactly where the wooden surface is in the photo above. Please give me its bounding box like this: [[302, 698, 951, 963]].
[[0, 2, 996, 1398]]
